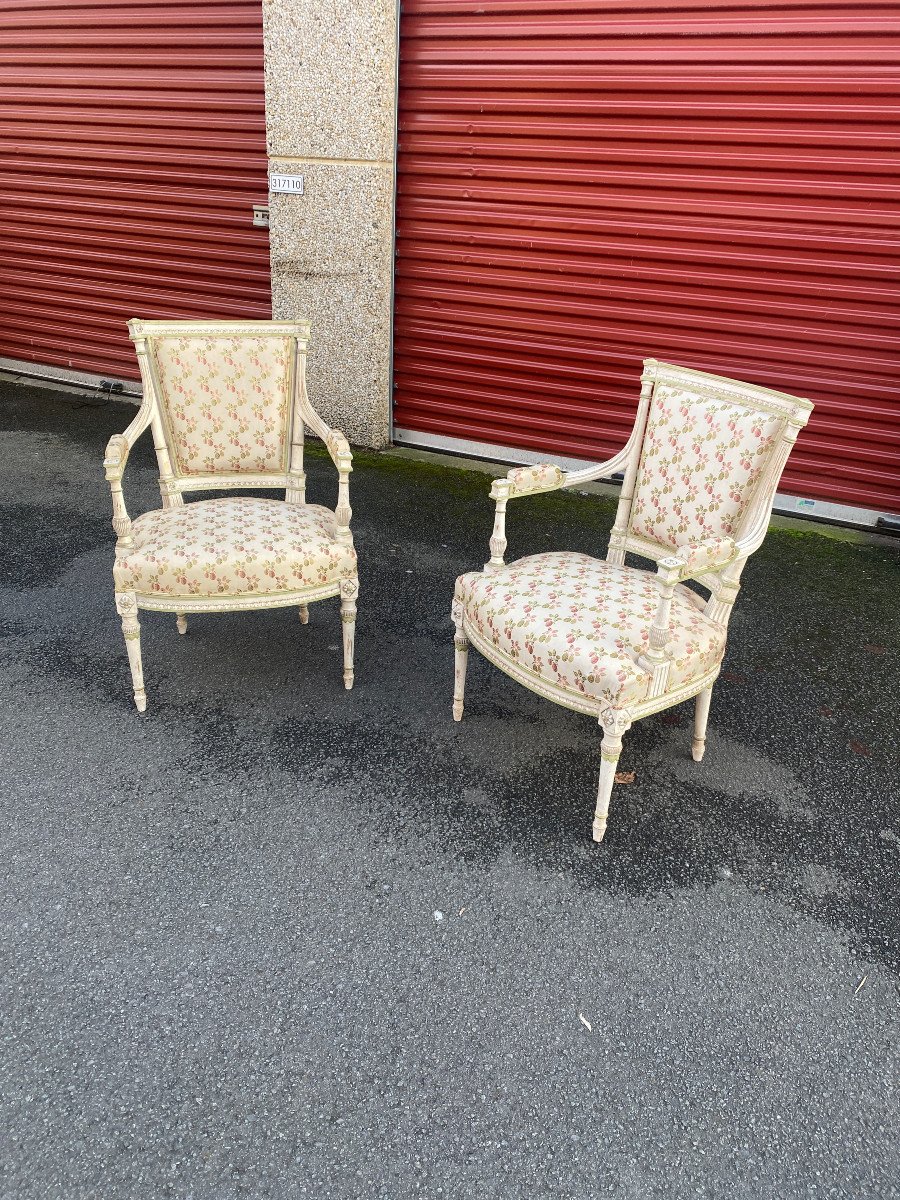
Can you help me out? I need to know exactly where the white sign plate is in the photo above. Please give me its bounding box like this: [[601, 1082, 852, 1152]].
[[269, 173, 304, 194]]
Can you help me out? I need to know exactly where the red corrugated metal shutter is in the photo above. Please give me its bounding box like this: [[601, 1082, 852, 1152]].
[[0, 0, 271, 381], [393, 0, 900, 515]]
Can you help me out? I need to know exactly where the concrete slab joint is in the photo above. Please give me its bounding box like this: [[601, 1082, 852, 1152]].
[[262, 0, 398, 450]]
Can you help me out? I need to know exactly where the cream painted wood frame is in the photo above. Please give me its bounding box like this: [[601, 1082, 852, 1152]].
[[104, 320, 358, 711], [451, 359, 814, 843]]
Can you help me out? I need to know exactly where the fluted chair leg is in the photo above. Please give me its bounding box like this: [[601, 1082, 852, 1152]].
[[594, 712, 631, 842], [340, 579, 358, 690], [692, 686, 713, 762], [451, 600, 468, 721], [116, 592, 146, 712]]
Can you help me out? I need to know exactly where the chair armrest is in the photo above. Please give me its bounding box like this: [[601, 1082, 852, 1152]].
[[103, 395, 154, 479], [491, 462, 566, 502], [298, 398, 353, 541], [484, 462, 568, 571], [103, 398, 154, 545], [322, 428, 353, 473], [637, 537, 738, 697], [103, 433, 130, 480], [299, 397, 353, 473], [484, 439, 634, 572], [659, 536, 739, 582]]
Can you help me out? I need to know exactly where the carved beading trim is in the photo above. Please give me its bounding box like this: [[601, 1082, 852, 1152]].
[[649, 363, 814, 422], [129, 319, 310, 340], [168, 474, 292, 493], [134, 581, 344, 614]]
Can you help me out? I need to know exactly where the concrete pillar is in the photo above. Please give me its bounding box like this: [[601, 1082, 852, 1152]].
[[262, 1, 397, 448]]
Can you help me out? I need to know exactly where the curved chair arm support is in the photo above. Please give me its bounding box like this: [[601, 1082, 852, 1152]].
[[103, 397, 154, 550], [299, 398, 354, 542], [563, 440, 638, 490], [483, 438, 638, 571], [103, 396, 154, 479]]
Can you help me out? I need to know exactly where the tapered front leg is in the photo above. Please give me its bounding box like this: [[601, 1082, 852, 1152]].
[[298, 605, 309, 625], [340, 578, 358, 690], [692, 686, 713, 762], [116, 592, 146, 712], [594, 708, 632, 842], [451, 598, 468, 721], [176, 613, 187, 635]]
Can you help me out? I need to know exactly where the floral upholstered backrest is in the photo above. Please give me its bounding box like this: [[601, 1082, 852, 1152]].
[[628, 364, 792, 553], [141, 326, 297, 478]]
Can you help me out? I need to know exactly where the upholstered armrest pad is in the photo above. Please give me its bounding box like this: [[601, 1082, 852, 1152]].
[[325, 430, 352, 464], [505, 463, 566, 497], [103, 433, 130, 476], [662, 536, 738, 578]]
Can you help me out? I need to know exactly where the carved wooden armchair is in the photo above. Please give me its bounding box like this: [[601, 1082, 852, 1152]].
[[104, 320, 357, 711], [451, 360, 813, 841]]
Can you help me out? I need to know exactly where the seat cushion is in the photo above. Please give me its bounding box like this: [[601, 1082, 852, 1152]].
[[455, 552, 726, 709], [114, 497, 356, 598]]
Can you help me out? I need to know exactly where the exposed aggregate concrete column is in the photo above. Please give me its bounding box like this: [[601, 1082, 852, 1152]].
[[262, 1, 397, 448]]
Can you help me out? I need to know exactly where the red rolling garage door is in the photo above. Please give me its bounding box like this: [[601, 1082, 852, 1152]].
[[0, 0, 271, 381], [393, 0, 900, 516]]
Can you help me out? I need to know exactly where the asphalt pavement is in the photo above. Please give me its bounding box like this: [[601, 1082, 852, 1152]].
[[1, 379, 899, 1199]]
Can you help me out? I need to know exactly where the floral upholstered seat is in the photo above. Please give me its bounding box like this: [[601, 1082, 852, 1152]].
[[104, 320, 358, 711], [450, 360, 813, 843], [113, 498, 357, 599], [456, 552, 725, 709]]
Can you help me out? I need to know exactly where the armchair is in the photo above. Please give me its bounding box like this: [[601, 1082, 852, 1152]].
[[451, 360, 813, 842], [104, 320, 358, 711]]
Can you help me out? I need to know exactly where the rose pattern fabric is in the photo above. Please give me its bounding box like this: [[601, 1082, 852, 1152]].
[[456, 552, 726, 708], [114, 498, 356, 598], [630, 384, 782, 550], [152, 336, 292, 476], [506, 463, 565, 496]]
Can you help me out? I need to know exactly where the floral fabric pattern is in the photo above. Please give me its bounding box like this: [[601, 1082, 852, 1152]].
[[630, 383, 782, 550], [506, 463, 565, 496], [114, 498, 356, 598], [456, 552, 725, 708], [152, 336, 292, 476]]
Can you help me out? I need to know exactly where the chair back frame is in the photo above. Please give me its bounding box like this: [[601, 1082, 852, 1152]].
[[127, 319, 314, 510], [577, 360, 813, 626]]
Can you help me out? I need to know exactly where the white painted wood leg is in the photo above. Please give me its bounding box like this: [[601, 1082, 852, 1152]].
[[692, 686, 713, 762], [340, 578, 358, 690], [594, 708, 632, 842], [116, 592, 146, 712], [298, 605, 309, 625], [176, 613, 187, 635], [451, 598, 468, 721]]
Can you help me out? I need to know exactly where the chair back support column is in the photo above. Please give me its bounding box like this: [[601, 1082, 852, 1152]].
[[607, 361, 657, 566], [286, 339, 306, 505]]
